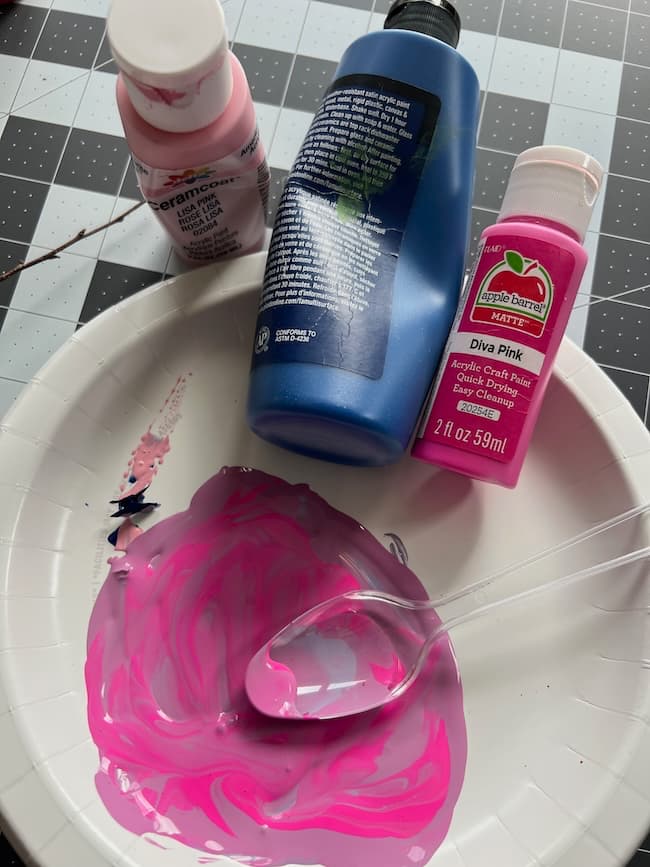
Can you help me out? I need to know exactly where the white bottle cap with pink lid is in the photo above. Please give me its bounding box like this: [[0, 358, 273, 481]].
[[498, 145, 604, 242], [107, 0, 233, 134]]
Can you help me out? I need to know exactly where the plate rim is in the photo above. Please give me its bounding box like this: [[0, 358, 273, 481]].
[[0, 250, 649, 867]]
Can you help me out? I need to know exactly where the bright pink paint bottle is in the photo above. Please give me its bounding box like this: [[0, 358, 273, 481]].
[[412, 146, 603, 488], [107, 0, 270, 265]]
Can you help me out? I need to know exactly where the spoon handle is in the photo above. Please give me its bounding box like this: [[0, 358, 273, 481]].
[[434, 544, 650, 635], [431, 501, 650, 609], [382, 544, 650, 701]]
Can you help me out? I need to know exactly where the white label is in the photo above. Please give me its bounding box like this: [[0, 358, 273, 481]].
[[445, 331, 545, 375], [133, 126, 270, 263]]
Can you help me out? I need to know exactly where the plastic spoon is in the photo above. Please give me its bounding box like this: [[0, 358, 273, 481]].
[[246, 504, 650, 720]]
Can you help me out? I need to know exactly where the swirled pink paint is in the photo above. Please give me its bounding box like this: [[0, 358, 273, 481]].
[[85, 467, 467, 866]]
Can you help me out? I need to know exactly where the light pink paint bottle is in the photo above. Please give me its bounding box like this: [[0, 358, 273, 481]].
[[412, 146, 603, 488], [107, 0, 270, 265]]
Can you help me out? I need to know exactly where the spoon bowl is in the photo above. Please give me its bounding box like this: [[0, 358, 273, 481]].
[[245, 590, 433, 719]]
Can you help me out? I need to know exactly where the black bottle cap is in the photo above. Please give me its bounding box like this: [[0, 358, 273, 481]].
[[384, 0, 461, 48]]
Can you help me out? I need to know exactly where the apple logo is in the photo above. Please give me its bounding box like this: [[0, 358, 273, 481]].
[[490, 251, 546, 303]]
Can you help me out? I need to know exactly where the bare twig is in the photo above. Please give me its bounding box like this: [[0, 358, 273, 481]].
[[0, 200, 146, 283]]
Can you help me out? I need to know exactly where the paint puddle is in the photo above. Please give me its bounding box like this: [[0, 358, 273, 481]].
[[86, 467, 466, 867]]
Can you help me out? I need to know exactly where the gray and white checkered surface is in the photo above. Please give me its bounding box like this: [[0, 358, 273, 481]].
[[0, 0, 649, 864]]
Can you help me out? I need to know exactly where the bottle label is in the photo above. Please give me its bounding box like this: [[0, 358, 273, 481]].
[[251, 74, 440, 379], [417, 235, 577, 463], [134, 126, 270, 263]]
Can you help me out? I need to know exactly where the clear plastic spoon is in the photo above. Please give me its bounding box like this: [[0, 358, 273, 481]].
[[246, 504, 650, 720]]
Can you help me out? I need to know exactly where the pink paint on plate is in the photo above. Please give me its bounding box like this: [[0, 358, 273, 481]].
[[85, 468, 467, 866], [113, 517, 143, 551], [118, 375, 189, 501]]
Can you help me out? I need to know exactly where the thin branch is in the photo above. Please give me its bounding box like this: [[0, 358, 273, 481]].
[[0, 200, 146, 283]]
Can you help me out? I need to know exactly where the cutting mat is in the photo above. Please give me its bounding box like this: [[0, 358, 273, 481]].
[[0, 0, 649, 864]]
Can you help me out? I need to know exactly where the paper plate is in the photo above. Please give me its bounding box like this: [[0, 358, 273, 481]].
[[0, 252, 649, 867]]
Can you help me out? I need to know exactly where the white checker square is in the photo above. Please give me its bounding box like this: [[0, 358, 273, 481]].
[[298, 1, 371, 62], [51, 0, 110, 14], [254, 101, 281, 154], [552, 50, 623, 115], [488, 37, 558, 102], [222, 0, 247, 40], [544, 103, 616, 172], [13, 60, 88, 126], [32, 184, 116, 258], [74, 70, 121, 136], [237, 0, 309, 53], [458, 30, 496, 91], [0, 55, 29, 114], [0, 310, 77, 381], [269, 107, 312, 171], [10, 245, 95, 322], [99, 197, 172, 273], [22, 0, 53, 7], [368, 11, 384, 33]]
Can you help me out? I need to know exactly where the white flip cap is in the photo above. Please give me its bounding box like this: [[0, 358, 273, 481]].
[[498, 145, 604, 242], [107, 0, 233, 133]]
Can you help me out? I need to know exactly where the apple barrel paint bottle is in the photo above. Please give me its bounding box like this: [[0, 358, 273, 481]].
[[412, 145, 603, 488], [107, 0, 269, 265], [247, 0, 480, 466]]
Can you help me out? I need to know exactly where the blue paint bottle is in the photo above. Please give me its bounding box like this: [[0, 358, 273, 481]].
[[247, 0, 480, 466]]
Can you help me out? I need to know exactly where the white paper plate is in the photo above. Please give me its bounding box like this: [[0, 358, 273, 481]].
[[0, 251, 649, 867]]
